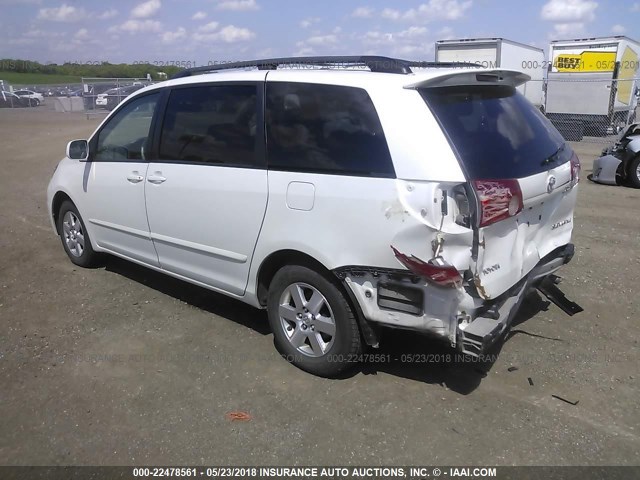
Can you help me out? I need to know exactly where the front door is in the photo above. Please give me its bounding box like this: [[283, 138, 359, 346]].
[[83, 92, 161, 266]]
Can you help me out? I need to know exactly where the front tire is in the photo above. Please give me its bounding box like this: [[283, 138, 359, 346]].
[[57, 200, 101, 267], [628, 155, 640, 189], [267, 265, 362, 377]]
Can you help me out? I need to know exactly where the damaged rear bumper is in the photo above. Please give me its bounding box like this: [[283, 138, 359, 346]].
[[337, 243, 581, 357], [588, 154, 621, 185], [451, 244, 581, 356]]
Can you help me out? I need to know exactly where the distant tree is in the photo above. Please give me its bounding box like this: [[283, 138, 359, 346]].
[[0, 58, 183, 80]]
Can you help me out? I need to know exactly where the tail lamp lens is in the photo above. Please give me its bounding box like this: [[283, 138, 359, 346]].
[[472, 179, 523, 228]]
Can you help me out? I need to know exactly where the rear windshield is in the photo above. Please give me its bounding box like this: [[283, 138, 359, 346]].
[[421, 85, 570, 179]]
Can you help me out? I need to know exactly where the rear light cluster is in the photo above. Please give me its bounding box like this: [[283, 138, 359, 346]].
[[570, 152, 581, 187], [391, 246, 463, 288], [472, 179, 523, 228]]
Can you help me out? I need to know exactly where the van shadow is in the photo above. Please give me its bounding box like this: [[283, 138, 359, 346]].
[[350, 291, 553, 395], [104, 256, 271, 335], [104, 256, 551, 394]]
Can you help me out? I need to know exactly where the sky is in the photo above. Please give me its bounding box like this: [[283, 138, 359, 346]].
[[0, 0, 638, 65]]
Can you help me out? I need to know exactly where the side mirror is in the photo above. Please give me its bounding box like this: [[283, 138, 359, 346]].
[[66, 139, 88, 161]]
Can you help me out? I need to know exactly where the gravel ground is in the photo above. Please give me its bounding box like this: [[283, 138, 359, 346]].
[[0, 107, 638, 466]]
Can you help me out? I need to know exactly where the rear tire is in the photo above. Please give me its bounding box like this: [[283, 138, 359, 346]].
[[57, 200, 101, 267], [628, 156, 640, 189], [267, 265, 362, 377]]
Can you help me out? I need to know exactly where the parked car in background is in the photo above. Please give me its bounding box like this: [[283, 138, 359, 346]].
[[1, 91, 36, 107], [590, 123, 640, 187], [95, 84, 145, 110], [13, 89, 44, 106], [90, 83, 119, 95], [41, 87, 75, 97]]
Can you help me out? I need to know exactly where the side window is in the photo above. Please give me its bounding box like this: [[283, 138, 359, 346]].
[[159, 85, 258, 167], [94, 92, 159, 162], [266, 82, 394, 177]]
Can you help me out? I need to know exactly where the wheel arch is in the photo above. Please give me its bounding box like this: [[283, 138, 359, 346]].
[[255, 249, 379, 346], [51, 190, 74, 235], [256, 249, 331, 307]]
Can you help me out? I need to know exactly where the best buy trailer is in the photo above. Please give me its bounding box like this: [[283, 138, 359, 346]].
[[545, 36, 640, 136], [435, 38, 545, 107]]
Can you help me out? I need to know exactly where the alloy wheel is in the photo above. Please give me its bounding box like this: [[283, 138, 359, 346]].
[[278, 282, 337, 357], [62, 211, 85, 257]]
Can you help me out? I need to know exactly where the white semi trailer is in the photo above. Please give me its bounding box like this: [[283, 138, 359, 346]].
[[434, 37, 545, 107], [545, 36, 640, 137]]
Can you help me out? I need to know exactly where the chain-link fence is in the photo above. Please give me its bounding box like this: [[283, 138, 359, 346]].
[[81, 77, 154, 116], [1, 82, 81, 108], [532, 77, 640, 146], [3, 78, 154, 114], [8, 83, 83, 98]]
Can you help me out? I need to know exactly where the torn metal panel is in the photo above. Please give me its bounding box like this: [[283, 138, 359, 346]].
[[590, 154, 622, 185]]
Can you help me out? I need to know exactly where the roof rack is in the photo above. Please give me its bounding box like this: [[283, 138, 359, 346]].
[[171, 56, 481, 79]]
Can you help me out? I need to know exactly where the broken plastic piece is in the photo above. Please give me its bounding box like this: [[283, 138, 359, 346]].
[[507, 366, 519, 372], [226, 411, 252, 421], [552, 394, 579, 406], [537, 276, 583, 316], [391, 246, 462, 288]]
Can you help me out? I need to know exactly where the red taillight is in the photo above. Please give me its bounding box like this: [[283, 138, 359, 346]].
[[570, 152, 581, 186], [391, 246, 463, 288], [472, 179, 523, 228]]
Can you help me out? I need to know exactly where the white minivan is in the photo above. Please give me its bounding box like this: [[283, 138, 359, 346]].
[[47, 56, 582, 376]]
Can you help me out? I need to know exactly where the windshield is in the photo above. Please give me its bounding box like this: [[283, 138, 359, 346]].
[[421, 85, 572, 179]]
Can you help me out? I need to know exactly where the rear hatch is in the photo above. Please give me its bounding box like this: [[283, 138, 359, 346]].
[[420, 80, 580, 299]]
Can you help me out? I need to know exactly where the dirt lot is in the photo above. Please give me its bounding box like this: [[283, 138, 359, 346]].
[[0, 107, 639, 466]]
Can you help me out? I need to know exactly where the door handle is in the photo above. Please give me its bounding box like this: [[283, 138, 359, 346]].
[[126, 173, 144, 184], [147, 173, 166, 184]]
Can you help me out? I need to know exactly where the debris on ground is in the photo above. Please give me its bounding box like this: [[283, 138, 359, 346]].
[[507, 366, 519, 372], [226, 411, 252, 421], [528, 377, 534, 386], [552, 394, 579, 406]]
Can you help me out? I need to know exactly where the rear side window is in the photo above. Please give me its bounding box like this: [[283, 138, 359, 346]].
[[421, 85, 570, 179], [159, 85, 258, 167], [266, 82, 394, 177]]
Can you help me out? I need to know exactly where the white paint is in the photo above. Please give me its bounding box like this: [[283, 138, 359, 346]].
[[46, 64, 578, 339]]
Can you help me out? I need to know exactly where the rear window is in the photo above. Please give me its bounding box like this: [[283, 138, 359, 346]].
[[421, 85, 570, 179]]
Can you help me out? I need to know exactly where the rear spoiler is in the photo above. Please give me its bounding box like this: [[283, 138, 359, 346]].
[[404, 69, 531, 89]]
